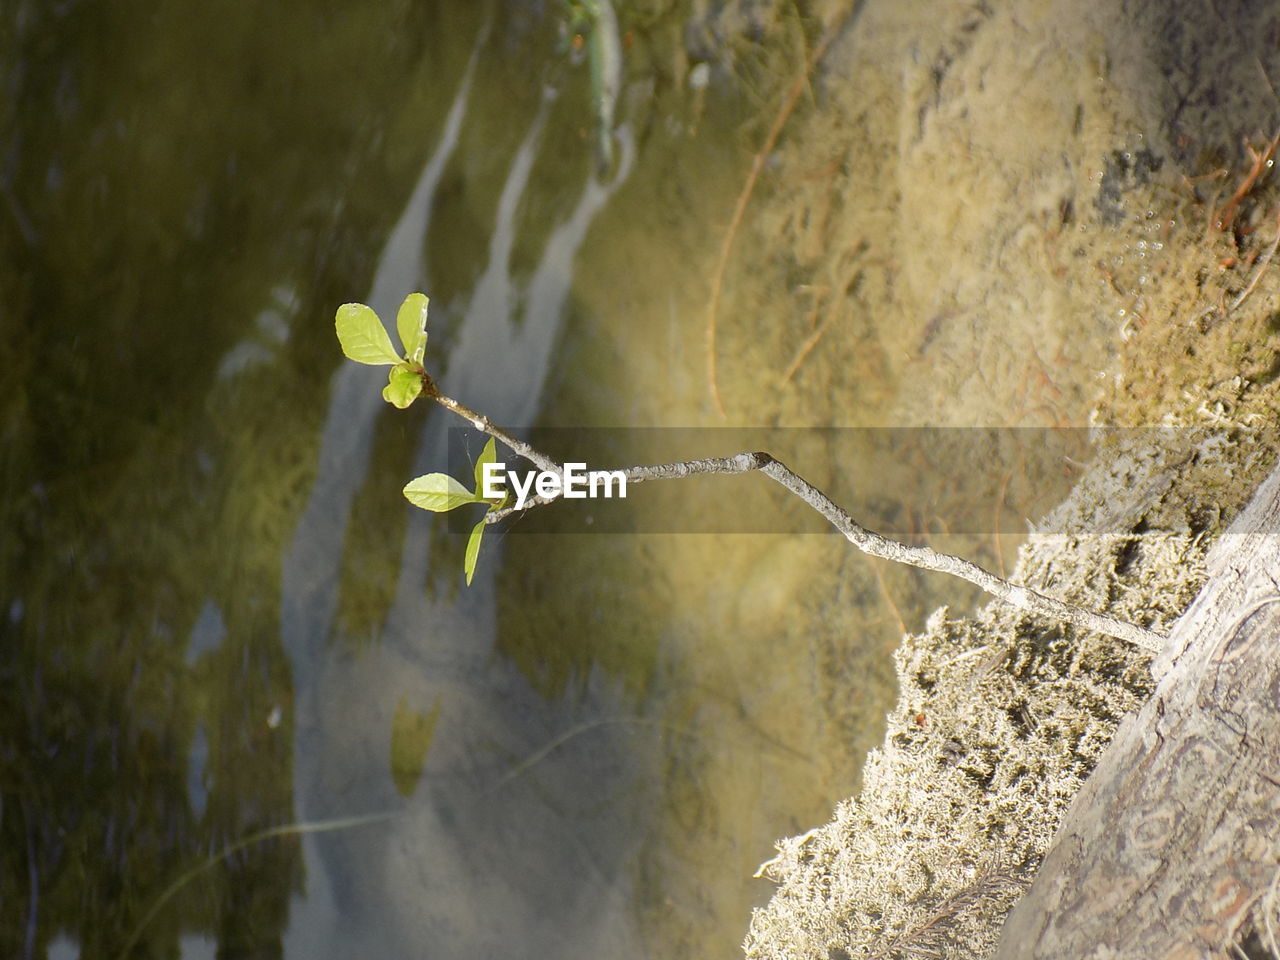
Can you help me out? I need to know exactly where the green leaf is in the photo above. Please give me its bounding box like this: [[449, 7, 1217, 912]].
[[464, 517, 486, 586], [396, 293, 430, 364], [382, 363, 424, 409], [403, 473, 481, 512], [335, 302, 402, 366], [474, 436, 498, 496]]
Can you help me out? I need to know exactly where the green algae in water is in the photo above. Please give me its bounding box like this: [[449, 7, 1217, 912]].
[[390, 696, 444, 798]]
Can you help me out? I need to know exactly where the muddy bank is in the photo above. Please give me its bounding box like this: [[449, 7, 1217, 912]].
[[733, 0, 1280, 955]]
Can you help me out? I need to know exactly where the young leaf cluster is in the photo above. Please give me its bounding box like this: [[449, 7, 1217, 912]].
[[335, 294, 507, 585], [335, 293, 431, 408], [403, 436, 507, 585]]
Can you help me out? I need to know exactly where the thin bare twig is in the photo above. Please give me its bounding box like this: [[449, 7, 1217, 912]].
[[1214, 127, 1280, 233], [1227, 206, 1280, 314], [430, 391, 1167, 653], [780, 309, 834, 384], [427, 384, 563, 475], [867, 555, 909, 637]]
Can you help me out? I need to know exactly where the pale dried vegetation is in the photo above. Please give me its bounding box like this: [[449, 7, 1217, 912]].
[[744, 425, 1279, 960]]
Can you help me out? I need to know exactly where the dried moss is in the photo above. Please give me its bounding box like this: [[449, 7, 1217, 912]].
[[743, 422, 1280, 959]]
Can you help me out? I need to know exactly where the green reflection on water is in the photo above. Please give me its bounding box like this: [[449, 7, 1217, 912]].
[[0, 0, 490, 955], [334, 413, 418, 646]]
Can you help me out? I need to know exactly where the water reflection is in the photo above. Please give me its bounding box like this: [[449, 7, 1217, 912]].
[[282, 24, 645, 955], [1, 3, 981, 959]]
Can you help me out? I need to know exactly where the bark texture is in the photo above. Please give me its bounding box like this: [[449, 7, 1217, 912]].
[[993, 461, 1280, 959]]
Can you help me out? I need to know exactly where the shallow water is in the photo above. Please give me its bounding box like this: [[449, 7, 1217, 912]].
[[1, 4, 1052, 959]]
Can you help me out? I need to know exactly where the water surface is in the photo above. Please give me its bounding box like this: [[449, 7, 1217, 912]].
[[1, 4, 1015, 958]]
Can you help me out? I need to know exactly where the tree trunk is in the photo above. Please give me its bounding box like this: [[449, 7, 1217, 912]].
[[993, 460, 1280, 960]]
